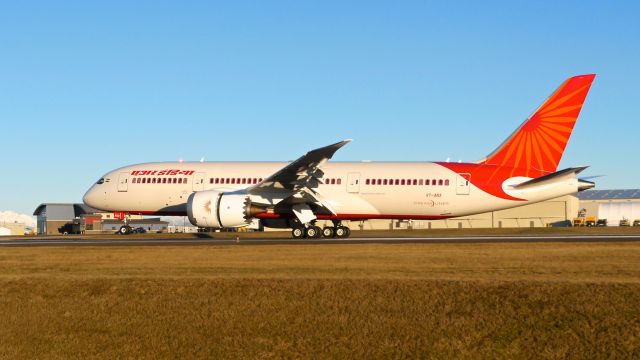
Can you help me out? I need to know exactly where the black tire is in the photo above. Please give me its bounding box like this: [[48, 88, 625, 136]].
[[305, 226, 322, 238], [335, 226, 348, 238], [118, 225, 131, 235], [344, 227, 351, 237], [322, 227, 334, 238], [292, 227, 305, 239]]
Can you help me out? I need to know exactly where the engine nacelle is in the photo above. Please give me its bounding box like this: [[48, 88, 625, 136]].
[[187, 190, 253, 228]]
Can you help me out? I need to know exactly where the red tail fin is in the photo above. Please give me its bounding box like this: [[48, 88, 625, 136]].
[[481, 74, 596, 176]]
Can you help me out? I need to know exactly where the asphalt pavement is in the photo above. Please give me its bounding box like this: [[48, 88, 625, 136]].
[[2, 234, 640, 247]]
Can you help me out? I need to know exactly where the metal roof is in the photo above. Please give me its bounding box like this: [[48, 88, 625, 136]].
[[577, 189, 640, 200], [33, 203, 102, 217]]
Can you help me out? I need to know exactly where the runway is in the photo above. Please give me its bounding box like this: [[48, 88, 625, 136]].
[[2, 234, 640, 247]]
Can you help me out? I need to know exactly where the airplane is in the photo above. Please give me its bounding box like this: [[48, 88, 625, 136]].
[[83, 74, 596, 238]]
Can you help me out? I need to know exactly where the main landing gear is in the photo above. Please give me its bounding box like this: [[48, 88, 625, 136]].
[[291, 221, 351, 239]]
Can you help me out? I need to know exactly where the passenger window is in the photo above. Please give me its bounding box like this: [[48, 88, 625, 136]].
[[242, 178, 246, 184], [152, 178, 156, 184], [425, 179, 430, 185], [337, 179, 341, 185], [445, 179, 450, 186], [438, 179, 443, 186], [377, 179, 382, 185], [365, 179, 370, 185], [395, 179, 399, 185], [184, 178, 188, 184], [383, 179, 388, 185], [401, 179, 405, 185], [412, 179, 417, 185], [418, 179, 423, 185], [432, 179, 436, 185]]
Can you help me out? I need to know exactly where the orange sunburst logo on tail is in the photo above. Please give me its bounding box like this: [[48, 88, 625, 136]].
[[482, 74, 596, 178]]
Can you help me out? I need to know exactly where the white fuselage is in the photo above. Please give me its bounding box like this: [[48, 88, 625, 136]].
[[83, 161, 580, 222]]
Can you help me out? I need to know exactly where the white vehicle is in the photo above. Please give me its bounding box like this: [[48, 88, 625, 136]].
[[84, 74, 596, 238]]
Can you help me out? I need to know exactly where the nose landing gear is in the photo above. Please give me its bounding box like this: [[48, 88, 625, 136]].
[[118, 225, 133, 235], [117, 213, 133, 235]]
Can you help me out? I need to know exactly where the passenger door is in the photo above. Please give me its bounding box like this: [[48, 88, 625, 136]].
[[347, 173, 361, 193], [456, 173, 471, 195], [117, 172, 129, 192], [193, 172, 206, 191]]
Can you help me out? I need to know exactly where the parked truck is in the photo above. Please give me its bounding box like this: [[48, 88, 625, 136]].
[[573, 216, 597, 227]]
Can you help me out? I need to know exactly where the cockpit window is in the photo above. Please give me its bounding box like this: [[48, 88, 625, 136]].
[[96, 178, 105, 184]]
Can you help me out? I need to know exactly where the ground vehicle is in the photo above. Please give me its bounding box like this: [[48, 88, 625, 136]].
[[620, 218, 631, 227], [132, 227, 147, 233], [633, 220, 640, 227], [573, 216, 597, 227], [58, 221, 82, 235], [596, 219, 608, 227]]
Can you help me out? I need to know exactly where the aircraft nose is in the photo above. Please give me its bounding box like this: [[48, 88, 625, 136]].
[[83, 187, 99, 208]]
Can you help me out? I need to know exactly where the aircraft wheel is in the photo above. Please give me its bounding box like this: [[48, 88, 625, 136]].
[[305, 225, 322, 238], [322, 227, 335, 238], [335, 226, 349, 238], [118, 225, 132, 235], [344, 227, 351, 237], [292, 227, 305, 239]]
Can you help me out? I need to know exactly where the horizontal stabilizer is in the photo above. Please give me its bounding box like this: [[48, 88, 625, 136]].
[[511, 166, 589, 189]]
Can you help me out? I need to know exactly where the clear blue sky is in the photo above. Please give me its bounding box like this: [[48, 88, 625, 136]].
[[1, 1, 639, 216]]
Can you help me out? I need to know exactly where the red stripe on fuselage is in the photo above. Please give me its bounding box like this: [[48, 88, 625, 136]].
[[117, 210, 452, 221]]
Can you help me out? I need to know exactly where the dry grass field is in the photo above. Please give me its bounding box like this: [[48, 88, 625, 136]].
[[1, 242, 640, 358]]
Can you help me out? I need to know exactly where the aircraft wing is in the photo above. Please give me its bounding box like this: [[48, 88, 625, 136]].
[[247, 139, 351, 195]]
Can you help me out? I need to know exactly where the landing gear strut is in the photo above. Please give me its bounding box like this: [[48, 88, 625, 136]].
[[117, 213, 132, 235]]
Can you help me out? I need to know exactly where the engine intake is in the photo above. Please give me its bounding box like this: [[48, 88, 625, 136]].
[[187, 190, 265, 228]]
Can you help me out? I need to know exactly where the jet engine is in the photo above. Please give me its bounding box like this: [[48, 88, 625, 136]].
[[187, 190, 266, 228]]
